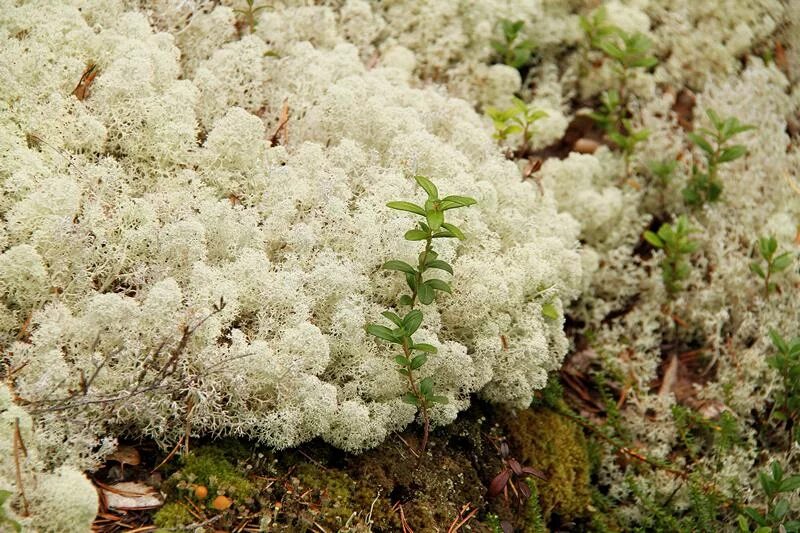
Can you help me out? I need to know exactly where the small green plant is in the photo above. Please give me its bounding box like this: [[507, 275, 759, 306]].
[[672, 405, 742, 462], [580, 6, 619, 52], [490, 19, 535, 69], [486, 97, 547, 156], [643, 215, 699, 295], [579, 7, 619, 77], [234, 0, 269, 33], [648, 159, 677, 187], [609, 119, 650, 178], [766, 330, 800, 445], [367, 175, 476, 456], [595, 29, 658, 109], [588, 90, 649, 178], [588, 89, 622, 133], [683, 109, 755, 206], [750, 236, 794, 298], [738, 461, 800, 532]]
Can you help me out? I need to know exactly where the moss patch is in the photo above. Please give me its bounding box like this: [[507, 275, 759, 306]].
[[152, 502, 195, 530], [501, 406, 592, 522]]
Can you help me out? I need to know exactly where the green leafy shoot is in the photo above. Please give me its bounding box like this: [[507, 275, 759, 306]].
[[588, 90, 622, 134], [580, 7, 619, 51], [593, 28, 657, 111], [608, 119, 650, 178], [486, 97, 548, 156], [367, 175, 476, 457], [234, 0, 270, 33], [491, 19, 536, 69], [765, 330, 800, 446], [671, 405, 742, 463], [738, 461, 800, 532], [683, 108, 755, 206], [588, 91, 649, 178], [597, 30, 659, 72], [648, 159, 677, 187], [750, 236, 794, 298], [643, 215, 698, 295]]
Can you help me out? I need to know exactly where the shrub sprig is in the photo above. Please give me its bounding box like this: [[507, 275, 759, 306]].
[[367, 175, 476, 457]]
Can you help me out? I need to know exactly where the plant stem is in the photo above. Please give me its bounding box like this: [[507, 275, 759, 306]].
[[401, 340, 430, 460], [406, 236, 433, 459], [411, 236, 433, 308]]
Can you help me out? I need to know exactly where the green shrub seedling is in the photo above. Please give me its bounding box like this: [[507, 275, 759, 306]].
[[683, 109, 755, 206], [367, 175, 476, 457], [643, 215, 699, 295]]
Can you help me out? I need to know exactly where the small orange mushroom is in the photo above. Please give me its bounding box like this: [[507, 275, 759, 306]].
[[194, 485, 208, 499], [212, 495, 232, 511]]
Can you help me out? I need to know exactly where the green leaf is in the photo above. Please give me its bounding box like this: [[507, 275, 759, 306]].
[[405, 272, 417, 292], [399, 294, 413, 307], [773, 498, 789, 518], [598, 40, 624, 60], [441, 223, 465, 240], [687, 132, 714, 155], [383, 260, 416, 274], [418, 283, 434, 305], [541, 302, 558, 319], [413, 343, 438, 354], [420, 376, 434, 396], [706, 108, 723, 129], [403, 310, 424, 335], [411, 354, 427, 370], [718, 145, 747, 163], [631, 56, 658, 69], [771, 252, 793, 273], [366, 324, 400, 343], [426, 260, 453, 274], [426, 279, 452, 294], [749, 262, 766, 279], [779, 475, 800, 493], [760, 236, 777, 259], [426, 209, 444, 231], [395, 355, 410, 366], [382, 311, 403, 327], [643, 230, 664, 248], [743, 507, 767, 527], [402, 393, 419, 406], [770, 330, 788, 354], [441, 195, 477, 209], [404, 229, 429, 241], [414, 175, 439, 199], [772, 461, 784, 482], [387, 201, 426, 216]]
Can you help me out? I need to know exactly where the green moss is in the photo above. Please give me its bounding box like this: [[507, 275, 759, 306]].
[[524, 479, 547, 533], [291, 458, 400, 529], [501, 407, 592, 522], [152, 502, 195, 530], [161, 445, 255, 506]]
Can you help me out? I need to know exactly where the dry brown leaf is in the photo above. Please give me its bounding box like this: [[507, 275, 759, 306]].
[[72, 64, 99, 101], [658, 354, 679, 398]]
